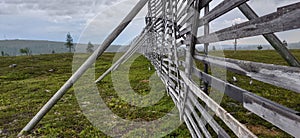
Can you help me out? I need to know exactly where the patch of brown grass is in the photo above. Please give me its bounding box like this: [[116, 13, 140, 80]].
[[247, 125, 281, 137]]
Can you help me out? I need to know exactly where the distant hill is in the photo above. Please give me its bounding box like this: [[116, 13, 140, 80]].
[[0, 39, 125, 56], [195, 42, 300, 51], [1, 39, 299, 56]]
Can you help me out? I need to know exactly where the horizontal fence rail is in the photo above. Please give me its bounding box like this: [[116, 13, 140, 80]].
[[20, 0, 300, 137], [142, 0, 300, 137]]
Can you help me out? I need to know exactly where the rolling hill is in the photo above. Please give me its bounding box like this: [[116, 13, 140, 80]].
[[0, 39, 299, 56], [0, 40, 125, 56]]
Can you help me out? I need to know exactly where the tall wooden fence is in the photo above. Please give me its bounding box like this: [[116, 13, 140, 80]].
[[20, 0, 300, 137], [139, 0, 300, 137]]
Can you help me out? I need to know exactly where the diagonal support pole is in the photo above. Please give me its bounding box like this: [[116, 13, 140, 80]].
[[18, 0, 148, 136], [95, 31, 146, 83], [95, 15, 162, 83], [238, 3, 300, 67]]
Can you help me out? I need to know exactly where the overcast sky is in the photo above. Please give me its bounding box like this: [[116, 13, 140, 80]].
[[0, 0, 299, 45]]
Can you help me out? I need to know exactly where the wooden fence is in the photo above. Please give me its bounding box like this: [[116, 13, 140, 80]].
[[20, 0, 300, 137], [140, 0, 300, 137]]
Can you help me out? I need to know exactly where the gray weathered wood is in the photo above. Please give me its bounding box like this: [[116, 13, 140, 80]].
[[198, 0, 249, 27], [243, 92, 300, 137], [194, 54, 300, 93], [192, 66, 244, 102], [129, 1, 300, 137], [177, 0, 211, 36], [203, 4, 210, 94], [184, 116, 198, 138], [188, 93, 230, 138], [191, 66, 300, 137], [179, 70, 257, 137], [238, 3, 300, 67], [184, 108, 204, 138], [179, 0, 249, 37], [181, 0, 201, 122], [196, 2, 300, 44], [186, 98, 213, 138]]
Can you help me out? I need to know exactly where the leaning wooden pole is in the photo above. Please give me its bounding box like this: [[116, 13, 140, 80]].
[[238, 3, 300, 67], [18, 0, 148, 136]]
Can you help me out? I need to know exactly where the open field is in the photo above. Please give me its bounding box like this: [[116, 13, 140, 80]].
[[0, 50, 300, 137], [0, 53, 190, 137], [202, 49, 300, 137]]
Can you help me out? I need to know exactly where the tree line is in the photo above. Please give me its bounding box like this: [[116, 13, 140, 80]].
[[65, 32, 94, 53], [0, 33, 95, 57]]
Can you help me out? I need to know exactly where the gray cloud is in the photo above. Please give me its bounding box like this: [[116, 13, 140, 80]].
[[248, 0, 300, 16], [0, 0, 123, 22], [0, 0, 299, 44], [79, 0, 146, 44], [0, 0, 131, 42]]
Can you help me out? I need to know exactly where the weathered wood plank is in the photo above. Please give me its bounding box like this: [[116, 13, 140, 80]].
[[243, 92, 300, 137], [191, 66, 300, 137], [181, 0, 202, 122], [238, 3, 300, 67], [168, 86, 180, 102], [145, 1, 300, 137], [184, 108, 204, 138], [196, 2, 300, 44], [192, 66, 244, 102], [176, 0, 187, 14], [177, 4, 189, 23], [194, 54, 300, 93], [179, 70, 257, 137], [188, 93, 230, 138], [178, 13, 194, 30], [198, 0, 249, 27], [177, 0, 211, 33], [178, 25, 192, 37], [162, 58, 174, 64], [184, 116, 198, 138], [186, 98, 213, 138], [199, 0, 212, 8], [203, 4, 210, 94]]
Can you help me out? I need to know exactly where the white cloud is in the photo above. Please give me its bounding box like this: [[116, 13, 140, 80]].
[[224, 17, 248, 25], [0, 0, 143, 42], [248, 0, 300, 16], [0, 0, 123, 24], [79, 0, 147, 44]]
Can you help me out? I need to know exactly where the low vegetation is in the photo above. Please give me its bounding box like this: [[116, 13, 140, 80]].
[[203, 50, 300, 137], [0, 50, 299, 137], [0, 53, 189, 137]]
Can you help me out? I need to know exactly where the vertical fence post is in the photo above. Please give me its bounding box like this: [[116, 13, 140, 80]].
[[203, 4, 210, 94], [181, 0, 201, 120]]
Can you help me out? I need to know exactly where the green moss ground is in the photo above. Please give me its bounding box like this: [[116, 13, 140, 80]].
[[0, 50, 299, 137], [0, 53, 189, 137]]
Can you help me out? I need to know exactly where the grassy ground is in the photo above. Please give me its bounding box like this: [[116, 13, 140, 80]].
[[204, 49, 300, 138], [0, 50, 299, 137], [221, 50, 300, 112], [0, 53, 190, 137]]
